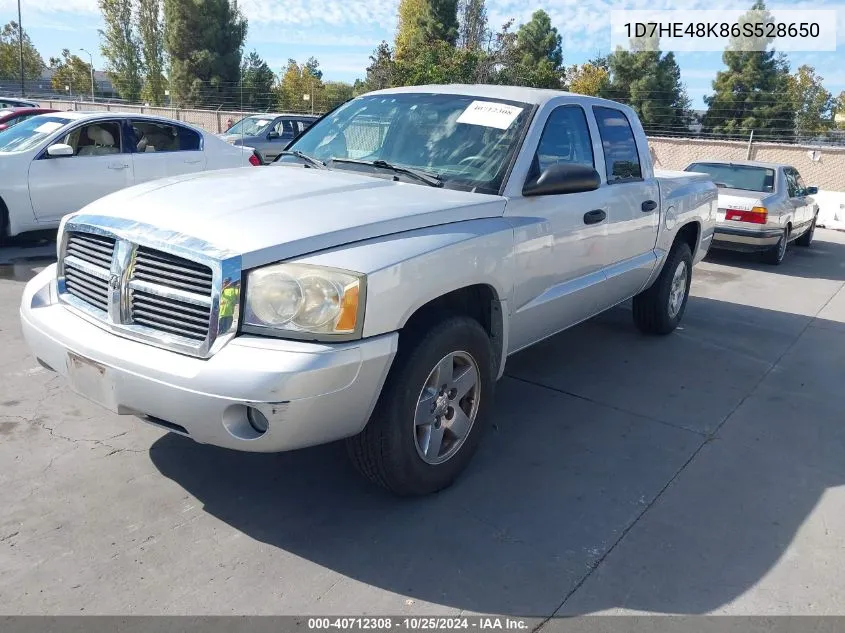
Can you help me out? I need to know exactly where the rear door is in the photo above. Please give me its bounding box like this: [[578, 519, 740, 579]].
[[28, 118, 134, 223], [783, 168, 809, 229], [791, 168, 813, 228], [591, 106, 660, 305], [129, 119, 206, 182], [263, 117, 299, 161]]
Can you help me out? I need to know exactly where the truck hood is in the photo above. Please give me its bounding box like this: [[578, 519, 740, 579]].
[[74, 165, 507, 268]]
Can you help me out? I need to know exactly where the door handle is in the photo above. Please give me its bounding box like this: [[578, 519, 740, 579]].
[[583, 209, 606, 225], [108, 162, 129, 170], [641, 200, 658, 212], [183, 158, 202, 164]]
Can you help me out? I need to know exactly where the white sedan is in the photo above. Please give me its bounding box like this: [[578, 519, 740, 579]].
[[0, 111, 262, 241]]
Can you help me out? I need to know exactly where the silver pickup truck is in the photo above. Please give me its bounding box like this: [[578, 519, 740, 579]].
[[20, 86, 717, 495]]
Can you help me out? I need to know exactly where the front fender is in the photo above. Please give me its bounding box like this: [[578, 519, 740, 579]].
[[291, 218, 515, 339]]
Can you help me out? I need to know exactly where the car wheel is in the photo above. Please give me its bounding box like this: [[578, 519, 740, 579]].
[[346, 316, 495, 496], [763, 228, 789, 265], [632, 241, 692, 336], [0, 204, 8, 246], [795, 217, 816, 247]]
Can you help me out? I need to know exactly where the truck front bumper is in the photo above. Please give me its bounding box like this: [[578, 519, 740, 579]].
[[20, 265, 398, 453]]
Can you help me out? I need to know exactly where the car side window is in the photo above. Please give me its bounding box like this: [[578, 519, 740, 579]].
[[784, 170, 799, 197], [130, 120, 201, 152], [533, 105, 594, 175], [60, 121, 123, 157], [593, 106, 642, 183], [793, 171, 808, 196], [273, 119, 297, 138]]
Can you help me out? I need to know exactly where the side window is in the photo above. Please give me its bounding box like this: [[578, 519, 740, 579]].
[[534, 105, 594, 175], [793, 171, 808, 196], [784, 170, 798, 197], [273, 119, 296, 138], [61, 121, 122, 157], [130, 120, 200, 152], [593, 106, 642, 182]]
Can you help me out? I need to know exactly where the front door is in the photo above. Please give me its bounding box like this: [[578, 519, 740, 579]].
[[28, 119, 133, 223], [508, 104, 614, 353], [591, 106, 660, 307]]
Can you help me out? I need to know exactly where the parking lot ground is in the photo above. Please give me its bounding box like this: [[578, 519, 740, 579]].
[[1, 232, 844, 618]]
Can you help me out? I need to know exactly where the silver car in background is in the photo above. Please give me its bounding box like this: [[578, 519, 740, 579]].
[[219, 113, 319, 162], [684, 160, 819, 265]]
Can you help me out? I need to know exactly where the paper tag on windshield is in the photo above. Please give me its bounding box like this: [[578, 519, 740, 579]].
[[457, 101, 523, 130], [34, 121, 64, 134]]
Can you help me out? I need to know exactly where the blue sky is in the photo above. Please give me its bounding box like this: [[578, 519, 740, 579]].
[[3, 0, 844, 109]]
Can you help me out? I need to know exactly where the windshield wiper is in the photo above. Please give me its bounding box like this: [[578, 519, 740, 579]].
[[278, 150, 327, 169], [329, 158, 443, 188]]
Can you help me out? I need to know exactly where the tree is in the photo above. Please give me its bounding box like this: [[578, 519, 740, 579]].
[[395, 40, 485, 86], [164, 0, 247, 107], [0, 21, 44, 81], [278, 58, 323, 112], [788, 65, 833, 139], [49, 49, 93, 96], [566, 62, 609, 96], [457, 0, 487, 50], [321, 81, 355, 111], [98, 0, 143, 102], [395, 0, 459, 59], [239, 51, 276, 111], [364, 41, 396, 91], [702, 0, 794, 140], [138, 0, 166, 105], [506, 10, 564, 88], [835, 91, 845, 130], [603, 36, 691, 132]]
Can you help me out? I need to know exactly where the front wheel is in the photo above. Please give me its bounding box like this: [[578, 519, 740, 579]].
[[346, 316, 495, 496], [632, 241, 692, 335]]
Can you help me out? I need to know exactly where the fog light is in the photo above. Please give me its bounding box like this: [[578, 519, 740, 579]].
[[247, 407, 269, 434]]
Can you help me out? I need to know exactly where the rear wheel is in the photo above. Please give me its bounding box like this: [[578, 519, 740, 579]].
[[0, 203, 8, 247], [346, 316, 495, 496], [763, 228, 788, 265], [632, 241, 692, 335], [795, 216, 816, 247]]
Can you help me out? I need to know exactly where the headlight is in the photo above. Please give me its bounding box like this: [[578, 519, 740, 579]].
[[243, 263, 364, 338]]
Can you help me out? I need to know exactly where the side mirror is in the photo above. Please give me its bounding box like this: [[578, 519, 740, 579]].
[[47, 143, 74, 157], [268, 130, 280, 140], [806, 186, 819, 195], [523, 163, 602, 197]]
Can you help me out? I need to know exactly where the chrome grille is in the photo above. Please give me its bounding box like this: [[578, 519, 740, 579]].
[[62, 232, 116, 313], [128, 248, 214, 341]]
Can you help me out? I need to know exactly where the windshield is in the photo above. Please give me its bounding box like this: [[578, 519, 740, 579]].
[[225, 116, 273, 137], [686, 162, 775, 193], [0, 115, 71, 153], [282, 93, 534, 194]]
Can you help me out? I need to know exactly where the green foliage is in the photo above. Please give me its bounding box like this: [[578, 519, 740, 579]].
[[493, 10, 563, 88], [702, 0, 794, 139], [364, 41, 396, 91], [603, 37, 691, 131], [396, 0, 459, 59], [836, 91, 845, 130], [49, 49, 93, 96], [164, 0, 247, 107], [0, 21, 43, 81], [237, 50, 276, 111], [457, 0, 488, 50], [138, 0, 166, 105], [98, 0, 143, 102], [395, 40, 486, 85], [566, 63, 609, 96], [278, 58, 322, 112], [788, 65, 834, 138]]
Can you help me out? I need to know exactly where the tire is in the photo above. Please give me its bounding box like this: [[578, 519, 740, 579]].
[[762, 228, 788, 265], [0, 204, 8, 247], [795, 216, 816, 247], [632, 241, 692, 336], [346, 316, 495, 496]]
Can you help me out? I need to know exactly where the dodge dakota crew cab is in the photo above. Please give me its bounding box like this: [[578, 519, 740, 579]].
[[21, 85, 717, 495]]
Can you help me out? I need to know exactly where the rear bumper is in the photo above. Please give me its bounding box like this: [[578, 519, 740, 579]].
[[711, 226, 782, 253], [20, 265, 398, 453]]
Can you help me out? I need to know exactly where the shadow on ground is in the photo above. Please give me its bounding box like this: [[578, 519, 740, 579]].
[[0, 233, 57, 283], [149, 291, 845, 615]]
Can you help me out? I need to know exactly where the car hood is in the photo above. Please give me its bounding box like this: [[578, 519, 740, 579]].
[[72, 165, 507, 269]]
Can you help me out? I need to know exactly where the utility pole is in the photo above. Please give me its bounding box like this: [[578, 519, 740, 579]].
[[80, 48, 95, 102], [17, 0, 25, 96]]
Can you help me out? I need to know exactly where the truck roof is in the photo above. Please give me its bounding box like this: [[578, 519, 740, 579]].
[[368, 84, 630, 108]]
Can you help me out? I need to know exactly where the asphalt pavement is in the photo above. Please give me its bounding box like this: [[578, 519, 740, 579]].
[[1, 231, 844, 618]]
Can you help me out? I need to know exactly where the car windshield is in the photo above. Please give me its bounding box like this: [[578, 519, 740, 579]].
[[281, 93, 534, 194], [686, 162, 775, 193], [225, 116, 273, 136], [0, 115, 71, 153]]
